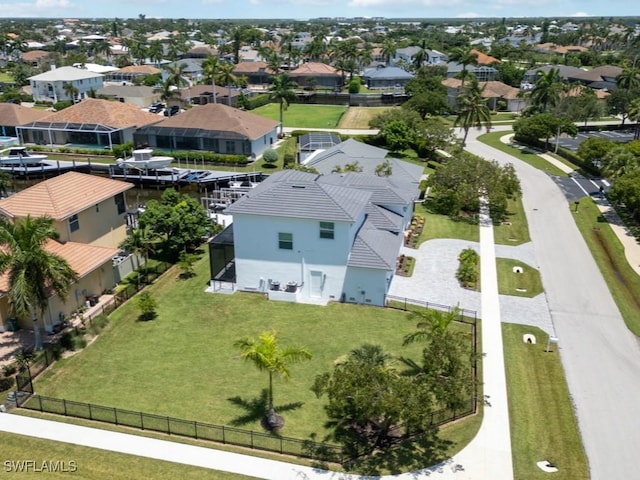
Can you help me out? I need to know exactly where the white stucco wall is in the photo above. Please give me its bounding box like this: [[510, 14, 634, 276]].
[[342, 266, 393, 307], [232, 213, 358, 303]]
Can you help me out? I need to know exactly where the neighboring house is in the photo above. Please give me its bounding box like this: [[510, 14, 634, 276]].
[[469, 49, 500, 66], [298, 132, 341, 163], [181, 84, 240, 107], [288, 62, 343, 90], [96, 85, 160, 108], [0, 103, 50, 138], [17, 98, 162, 148], [233, 61, 273, 85], [362, 66, 414, 89], [217, 167, 420, 307], [22, 49, 53, 68], [133, 103, 278, 157], [165, 59, 204, 82], [442, 78, 527, 113], [0, 172, 135, 332], [393, 47, 447, 66], [28, 66, 104, 103], [446, 63, 498, 82], [535, 43, 588, 56], [106, 65, 162, 85]]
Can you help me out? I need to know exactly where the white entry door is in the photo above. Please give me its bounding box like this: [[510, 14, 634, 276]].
[[310, 270, 323, 297]]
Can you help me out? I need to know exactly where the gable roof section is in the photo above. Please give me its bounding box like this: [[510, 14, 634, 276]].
[[290, 62, 339, 76], [347, 220, 402, 270], [31, 98, 161, 129], [233, 61, 271, 74], [226, 170, 370, 221], [318, 172, 416, 205], [365, 204, 404, 233], [149, 103, 278, 141], [0, 103, 50, 126], [0, 171, 132, 220], [112, 65, 161, 75], [470, 49, 501, 65], [307, 138, 388, 166], [442, 78, 521, 100], [96, 85, 156, 98], [362, 66, 414, 80], [28, 66, 103, 82]]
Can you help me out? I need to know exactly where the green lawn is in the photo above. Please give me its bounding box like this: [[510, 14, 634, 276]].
[[0, 431, 253, 480], [493, 196, 531, 246], [496, 259, 543, 298], [252, 104, 347, 129], [32, 254, 453, 443], [572, 197, 640, 335], [0, 72, 14, 82], [503, 324, 589, 480], [415, 204, 480, 243], [478, 132, 569, 177]]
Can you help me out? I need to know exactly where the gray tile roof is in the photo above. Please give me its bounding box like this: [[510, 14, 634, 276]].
[[28, 66, 103, 81], [347, 219, 402, 270], [307, 138, 389, 163], [318, 172, 417, 205], [365, 204, 404, 233], [225, 170, 371, 221], [362, 66, 414, 80]]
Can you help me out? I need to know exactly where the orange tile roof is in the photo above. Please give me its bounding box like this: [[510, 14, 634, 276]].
[[0, 172, 133, 220], [441, 78, 520, 100], [115, 65, 161, 75], [0, 240, 118, 294], [290, 62, 339, 76], [0, 103, 50, 126], [233, 61, 271, 74], [37, 98, 162, 129], [22, 50, 52, 62], [152, 103, 279, 141], [470, 49, 501, 65]]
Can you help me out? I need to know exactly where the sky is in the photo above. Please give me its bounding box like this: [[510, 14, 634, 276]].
[[1, 0, 638, 21]]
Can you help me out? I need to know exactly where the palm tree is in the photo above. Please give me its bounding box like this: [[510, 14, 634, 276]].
[[411, 39, 429, 72], [616, 66, 640, 91], [234, 331, 312, 429], [268, 73, 297, 137], [119, 225, 157, 288], [448, 48, 478, 87], [454, 79, 492, 148], [530, 67, 564, 112], [63, 82, 79, 103], [147, 40, 164, 67], [0, 216, 78, 350], [202, 55, 220, 104], [380, 38, 397, 66], [628, 98, 640, 140], [403, 307, 461, 345], [216, 62, 237, 106], [0, 170, 12, 197]]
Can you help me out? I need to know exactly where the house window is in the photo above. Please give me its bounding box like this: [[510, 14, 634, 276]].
[[226, 141, 236, 153], [278, 232, 293, 250], [115, 192, 126, 214], [319, 222, 334, 239], [69, 214, 79, 232]]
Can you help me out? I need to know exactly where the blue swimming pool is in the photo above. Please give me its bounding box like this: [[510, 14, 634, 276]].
[[0, 136, 19, 148]]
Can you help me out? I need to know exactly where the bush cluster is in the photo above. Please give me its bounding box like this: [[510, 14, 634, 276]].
[[457, 248, 479, 288]]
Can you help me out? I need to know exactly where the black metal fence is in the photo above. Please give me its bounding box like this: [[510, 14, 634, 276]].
[[17, 394, 344, 463], [385, 294, 478, 322]]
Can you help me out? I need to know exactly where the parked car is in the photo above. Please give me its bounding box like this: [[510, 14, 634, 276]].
[[148, 103, 164, 114], [164, 105, 180, 116]]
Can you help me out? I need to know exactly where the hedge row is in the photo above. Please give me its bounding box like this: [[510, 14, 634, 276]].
[[243, 94, 271, 110]]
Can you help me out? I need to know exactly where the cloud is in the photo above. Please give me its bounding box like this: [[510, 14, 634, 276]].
[[202, 0, 224, 4], [570, 11, 589, 17], [348, 0, 463, 8], [0, 0, 76, 17], [455, 11, 482, 18]]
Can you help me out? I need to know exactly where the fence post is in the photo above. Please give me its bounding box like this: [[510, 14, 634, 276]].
[[88, 403, 93, 420], [194, 421, 198, 439], [114, 408, 118, 425], [140, 411, 144, 430], [167, 416, 171, 435], [250, 430, 253, 449], [63, 398, 67, 416], [222, 425, 225, 443], [37, 395, 43, 412]]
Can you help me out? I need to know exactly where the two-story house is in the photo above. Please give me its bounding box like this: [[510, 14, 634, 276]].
[[213, 168, 419, 307], [0, 172, 134, 332], [28, 65, 104, 103]]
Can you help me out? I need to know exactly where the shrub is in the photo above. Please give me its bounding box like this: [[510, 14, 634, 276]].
[[457, 248, 479, 288], [53, 100, 73, 111], [262, 148, 278, 164], [0, 376, 13, 392], [2, 364, 17, 377], [59, 331, 74, 351], [137, 291, 158, 321], [72, 334, 87, 350], [284, 152, 296, 167], [244, 94, 271, 110], [348, 77, 361, 94]]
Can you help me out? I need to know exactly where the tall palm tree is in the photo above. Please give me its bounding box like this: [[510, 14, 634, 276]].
[[217, 62, 237, 107], [530, 67, 564, 112], [616, 66, 640, 91], [380, 38, 397, 66], [147, 40, 164, 67], [202, 55, 220, 104], [448, 48, 478, 87], [268, 73, 297, 137], [411, 39, 429, 72], [234, 331, 312, 429], [0, 216, 78, 350], [454, 79, 492, 148]]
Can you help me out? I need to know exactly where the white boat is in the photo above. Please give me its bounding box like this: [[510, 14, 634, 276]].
[[116, 149, 173, 170], [0, 146, 48, 166]]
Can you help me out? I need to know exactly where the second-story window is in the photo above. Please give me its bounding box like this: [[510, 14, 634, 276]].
[[69, 214, 80, 233], [320, 222, 334, 239], [278, 232, 293, 250]]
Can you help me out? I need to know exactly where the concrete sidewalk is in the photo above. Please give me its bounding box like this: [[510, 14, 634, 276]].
[[0, 206, 513, 480]]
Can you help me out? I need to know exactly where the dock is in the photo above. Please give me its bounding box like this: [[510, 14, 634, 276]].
[[1, 159, 262, 189]]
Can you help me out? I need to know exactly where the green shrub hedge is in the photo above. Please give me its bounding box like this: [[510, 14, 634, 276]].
[[244, 94, 271, 110]]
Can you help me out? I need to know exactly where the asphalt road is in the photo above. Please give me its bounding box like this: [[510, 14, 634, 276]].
[[463, 127, 640, 479]]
